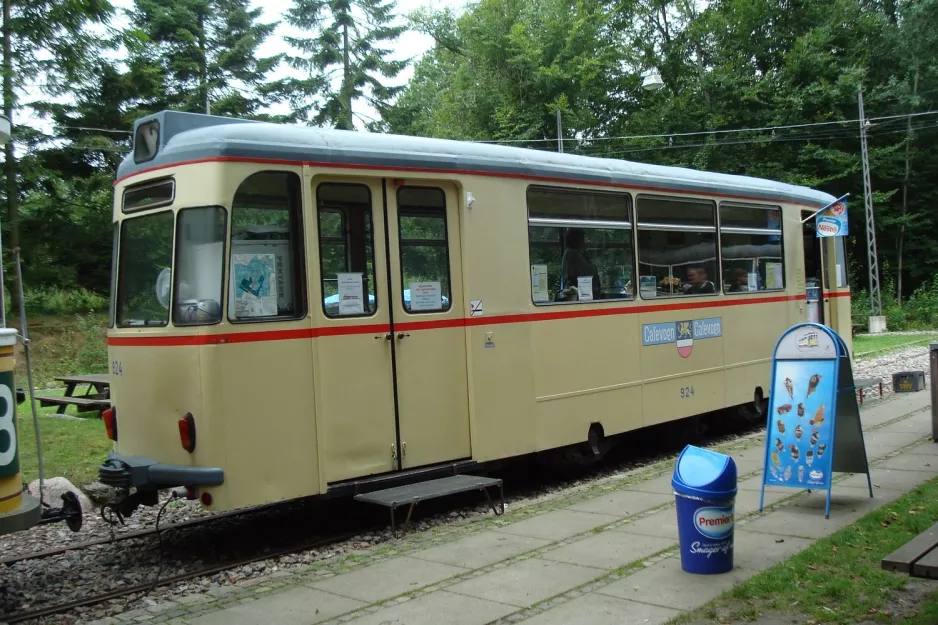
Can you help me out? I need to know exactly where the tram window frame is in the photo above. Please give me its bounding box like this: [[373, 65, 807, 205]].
[[635, 194, 720, 299], [718, 202, 785, 295], [122, 177, 175, 213], [316, 182, 379, 319], [397, 186, 452, 314], [116, 209, 175, 328], [173, 206, 228, 326], [227, 170, 307, 324], [108, 221, 118, 328], [525, 185, 636, 306]]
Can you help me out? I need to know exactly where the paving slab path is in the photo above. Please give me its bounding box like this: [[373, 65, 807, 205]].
[[93, 391, 936, 625]]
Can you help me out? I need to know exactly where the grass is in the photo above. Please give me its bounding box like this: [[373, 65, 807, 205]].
[[16, 411, 113, 487], [5, 312, 112, 487], [13, 313, 108, 389], [680, 476, 938, 624], [853, 333, 938, 360]]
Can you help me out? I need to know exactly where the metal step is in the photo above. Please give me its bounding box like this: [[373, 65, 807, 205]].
[[354, 474, 504, 531]]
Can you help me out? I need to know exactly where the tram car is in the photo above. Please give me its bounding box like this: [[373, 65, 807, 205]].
[[98, 111, 853, 518]]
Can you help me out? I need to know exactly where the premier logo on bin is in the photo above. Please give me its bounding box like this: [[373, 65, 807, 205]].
[[694, 506, 734, 539]]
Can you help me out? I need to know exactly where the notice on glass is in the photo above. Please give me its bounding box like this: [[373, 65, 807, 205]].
[[232, 253, 278, 317], [640, 275, 657, 298], [410, 281, 443, 311], [748, 273, 759, 291], [766, 263, 784, 290], [337, 273, 365, 315], [531, 265, 549, 302], [577, 276, 594, 301]]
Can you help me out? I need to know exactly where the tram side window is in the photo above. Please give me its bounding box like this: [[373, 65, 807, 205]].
[[398, 187, 451, 313], [317, 183, 378, 317], [636, 195, 718, 298], [228, 171, 306, 322], [526, 186, 634, 304], [719, 203, 784, 293]]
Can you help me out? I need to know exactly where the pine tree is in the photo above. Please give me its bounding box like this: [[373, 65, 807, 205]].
[[128, 0, 281, 118], [276, 0, 408, 130], [2, 0, 114, 307]]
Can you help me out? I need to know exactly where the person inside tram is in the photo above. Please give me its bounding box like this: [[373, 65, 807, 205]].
[[684, 265, 715, 294], [727, 267, 750, 292], [560, 227, 601, 300]]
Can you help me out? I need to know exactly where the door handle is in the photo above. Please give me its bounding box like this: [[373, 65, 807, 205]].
[[397, 332, 410, 340], [375, 333, 391, 340]]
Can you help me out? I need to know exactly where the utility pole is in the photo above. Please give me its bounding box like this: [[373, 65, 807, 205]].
[[556, 109, 563, 153], [858, 88, 885, 332]]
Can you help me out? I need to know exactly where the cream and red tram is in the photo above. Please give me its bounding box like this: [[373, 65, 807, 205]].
[[98, 111, 852, 516]]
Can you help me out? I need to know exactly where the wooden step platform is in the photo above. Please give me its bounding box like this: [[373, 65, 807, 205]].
[[354, 474, 504, 531]]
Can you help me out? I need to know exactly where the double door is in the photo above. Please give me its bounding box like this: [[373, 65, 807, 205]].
[[802, 210, 830, 325], [314, 177, 471, 484]]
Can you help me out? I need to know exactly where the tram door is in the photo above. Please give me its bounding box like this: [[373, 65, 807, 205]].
[[385, 181, 470, 470], [801, 210, 828, 325], [314, 178, 470, 484]]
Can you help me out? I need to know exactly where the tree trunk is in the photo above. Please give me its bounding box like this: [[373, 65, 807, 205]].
[[898, 69, 918, 306], [199, 11, 208, 114], [342, 22, 352, 129], [3, 0, 18, 313]]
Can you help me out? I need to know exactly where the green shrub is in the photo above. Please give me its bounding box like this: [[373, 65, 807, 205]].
[[4, 287, 108, 318], [852, 272, 938, 331]]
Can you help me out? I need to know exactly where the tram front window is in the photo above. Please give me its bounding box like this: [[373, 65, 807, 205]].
[[173, 206, 227, 325], [116, 210, 174, 327]]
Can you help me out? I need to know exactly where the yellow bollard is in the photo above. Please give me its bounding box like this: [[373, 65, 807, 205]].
[[0, 328, 21, 513], [0, 327, 39, 535]]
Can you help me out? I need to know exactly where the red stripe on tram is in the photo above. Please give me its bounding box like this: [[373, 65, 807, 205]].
[[108, 293, 833, 347]]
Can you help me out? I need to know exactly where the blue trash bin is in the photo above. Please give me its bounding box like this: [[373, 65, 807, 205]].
[[671, 445, 738, 574]]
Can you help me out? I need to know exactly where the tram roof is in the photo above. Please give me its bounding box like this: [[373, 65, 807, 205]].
[[118, 110, 838, 208]]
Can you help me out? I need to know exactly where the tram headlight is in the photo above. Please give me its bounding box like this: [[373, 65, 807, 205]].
[[133, 119, 160, 164]]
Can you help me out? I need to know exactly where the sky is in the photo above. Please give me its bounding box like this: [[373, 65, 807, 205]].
[[22, 0, 469, 135]]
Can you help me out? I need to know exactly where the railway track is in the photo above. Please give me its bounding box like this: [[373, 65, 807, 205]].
[[1, 409, 765, 624], [0, 501, 284, 568], [4, 529, 372, 624]]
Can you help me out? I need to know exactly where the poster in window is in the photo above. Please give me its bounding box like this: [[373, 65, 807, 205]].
[[577, 276, 594, 301], [748, 273, 759, 291], [531, 265, 549, 302], [410, 282, 443, 311], [337, 273, 365, 315], [766, 262, 784, 290], [232, 253, 278, 317]]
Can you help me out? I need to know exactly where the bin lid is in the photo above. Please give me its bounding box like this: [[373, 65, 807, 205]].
[[671, 445, 737, 498]]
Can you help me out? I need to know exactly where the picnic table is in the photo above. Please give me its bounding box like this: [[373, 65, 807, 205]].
[[36, 374, 110, 416], [882, 522, 938, 579]]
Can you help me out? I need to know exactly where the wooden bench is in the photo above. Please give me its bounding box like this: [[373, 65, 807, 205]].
[[36, 374, 110, 416], [882, 522, 938, 579], [855, 377, 883, 405]]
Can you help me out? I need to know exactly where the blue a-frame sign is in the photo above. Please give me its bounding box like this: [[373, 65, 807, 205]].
[[759, 323, 873, 518]]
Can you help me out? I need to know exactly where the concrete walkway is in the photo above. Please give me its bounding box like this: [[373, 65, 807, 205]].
[[106, 391, 936, 625]]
